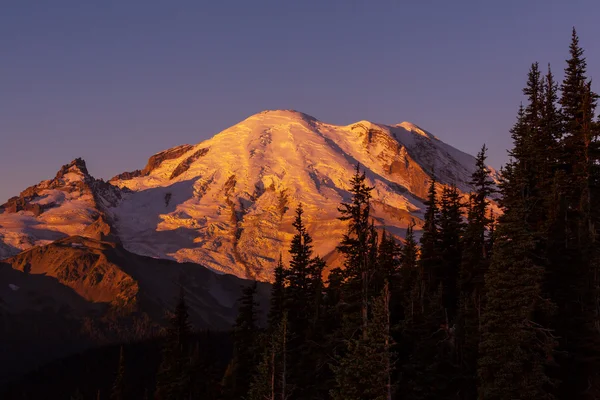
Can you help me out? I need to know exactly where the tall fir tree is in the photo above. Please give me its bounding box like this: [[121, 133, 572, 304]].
[[223, 282, 260, 400], [155, 287, 193, 400], [438, 184, 464, 322], [268, 253, 286, 333], [478, 83, 556, 399], [550, 28, 600, 398], [249, 313, 289, 400], [456, 145, 494, 399], [330, 282, 394, 400], [420, 177, 441, 294], [337, 163, 377, 338], [284, 203, 325, 399]]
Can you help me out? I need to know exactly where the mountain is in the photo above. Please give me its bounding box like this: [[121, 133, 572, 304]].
[[0, 109, 497, 280], [0, 235, 269, 383]]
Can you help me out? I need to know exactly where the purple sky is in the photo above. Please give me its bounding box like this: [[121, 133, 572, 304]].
[[1, 0, 599, 202]]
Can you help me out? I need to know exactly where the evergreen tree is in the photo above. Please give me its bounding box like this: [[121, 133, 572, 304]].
[[223, 282, 260, 400], [551, 27, 600, 397], [437, 184, 464, 321], [155, 287, 193, 400], [268, 254, 286, 333], [330, 282, 393, 400], [249, 313, 289, 400], [285, 204, 325, 399], [110, 346, 126, 400], [420, 177, 442, 296], [375, 230, 402, 297], [396, 183, 459, 399], [478, 95, 556, 399], [456, 145, 494, 399], [337, 164, 377, 338]]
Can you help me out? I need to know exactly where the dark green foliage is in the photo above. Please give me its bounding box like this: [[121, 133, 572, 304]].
[[223, 282, 260, 400], [249, 313, 289, 400], [284, 204, 326, 399], [456, 145, 494, 399], [337, 164, 377, 337], [375, 230, 402, 296], [331, 283, 393, 400], [478, 75, 557, 399], [154, 288, 193, 400], [268, 254, 286, 333], [549, 28, 600, 398], [438, 184, 464, 321], [420, 178, 441, 294]]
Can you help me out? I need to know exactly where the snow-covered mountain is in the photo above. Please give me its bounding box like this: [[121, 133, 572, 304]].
[[0, 110, 497, 280]]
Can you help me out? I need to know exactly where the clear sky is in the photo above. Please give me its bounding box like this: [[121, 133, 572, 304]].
[[1, 0, 599, 202]]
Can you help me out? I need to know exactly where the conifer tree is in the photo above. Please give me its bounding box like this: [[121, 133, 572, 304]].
[[478, 96, 556, 399], [268, 254, 286, 333], [249, 313, 289, 400], [550, 28, 600, 397], [419, 177, 441, 295], [223, 282, 260, 400], [110, 346, 126, 400], [375, 230, 401, 297], [330, 282, 393, 400], [396, 182, 458, 399], [456, 145, 494, 399], [284, 204, 324, 399], [337, 164, 377, 338], [395, 220, 418, 320], [438, 184, 464, 321], [155, 287, 193, 400]]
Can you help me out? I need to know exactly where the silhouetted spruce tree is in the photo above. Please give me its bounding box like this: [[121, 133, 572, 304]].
[[438, 184, 464, 322], [396, 220, 419, 322], [318, 267, 346, 398], [249, 313, 289, 400], [110, 346, 126, 400], [285, 204, 325, 399], [396, 179, 458, 399], [420, 177, 442, 296], [155, 287, 192, 400], [549, 28, 600, 397], [268, 254, 286, 333], [478, 95, 556, 399], [456, 145, 494, 399], [375, 230, 402, 297], [337, 164, 377, 338], [223, 282, 260, 400], [330, 282, 393, 400]]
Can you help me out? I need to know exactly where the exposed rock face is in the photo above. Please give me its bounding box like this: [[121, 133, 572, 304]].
[[110, 144, 194, 182], [0, 159, 122, 259]]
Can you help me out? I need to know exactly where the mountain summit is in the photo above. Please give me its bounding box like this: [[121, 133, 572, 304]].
[[0, 110, 496, 280]]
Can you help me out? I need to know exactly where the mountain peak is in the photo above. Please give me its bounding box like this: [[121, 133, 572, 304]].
[[250, 109, 318, 122], [54, 158, 91, 182], [395, 121, 437, 140]]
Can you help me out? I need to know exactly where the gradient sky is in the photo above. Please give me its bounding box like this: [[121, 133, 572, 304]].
[[1, 0, 599, 202]]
